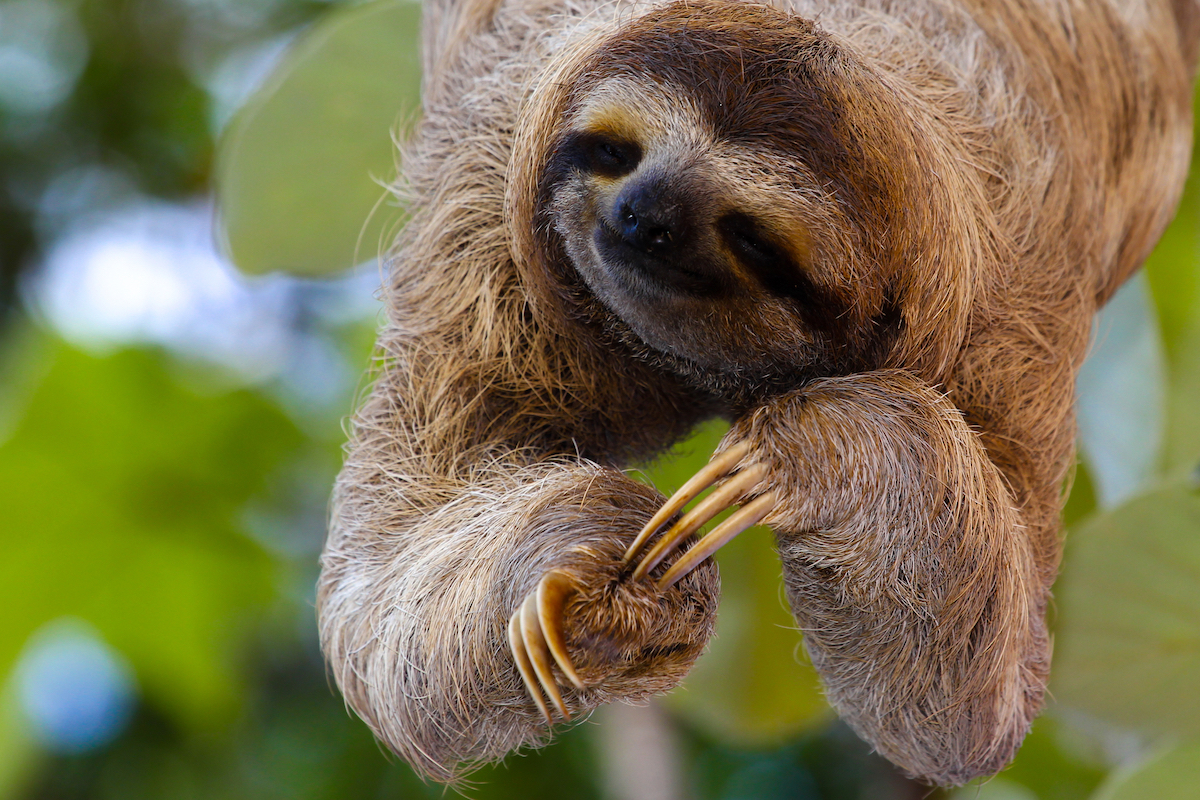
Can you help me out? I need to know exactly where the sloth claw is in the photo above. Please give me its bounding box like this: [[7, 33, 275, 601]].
[[508, 609, 551, 724], [623, 441, 750, 564], [538, 571, 585, 689], [656, 492, 776, 589], [522, 595, 569, 719], [509, 570, 582, 723], [631, 445, 776, 587]]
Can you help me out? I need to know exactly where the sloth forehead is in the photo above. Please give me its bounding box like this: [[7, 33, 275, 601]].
[[569, 77, 704, 150], [566, 76, 822, 208], [558, 0, 905, 222], [573, 4, 844, 144]]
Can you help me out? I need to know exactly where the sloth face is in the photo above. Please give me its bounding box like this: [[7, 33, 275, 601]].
[[537, 7, 916, 391], [546, 79, 828, 375]]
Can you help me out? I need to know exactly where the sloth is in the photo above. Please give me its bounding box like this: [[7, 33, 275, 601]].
[[318, 0, 1199, 787]]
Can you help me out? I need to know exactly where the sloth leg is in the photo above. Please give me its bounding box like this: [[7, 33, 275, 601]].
[[628, 369, 1049, 785]]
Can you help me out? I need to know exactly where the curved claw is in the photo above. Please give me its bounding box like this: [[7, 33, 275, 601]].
[[538, 571, 584, 689], [624, 441, 750, 564], [632, 463, 766, 581], [509, 609, 552, 724], [508, 572, 586, 723], [522, 595, 570, 720], [657, 491, 776, 589]]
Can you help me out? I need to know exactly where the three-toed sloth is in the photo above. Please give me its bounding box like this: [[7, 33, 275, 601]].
[[318, 0, 1199, 786]]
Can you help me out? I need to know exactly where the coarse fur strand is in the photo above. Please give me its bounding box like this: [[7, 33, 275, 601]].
[[318, 0, 1199, 787]]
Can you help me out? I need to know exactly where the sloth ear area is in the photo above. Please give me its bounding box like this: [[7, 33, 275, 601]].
[[556, 131, 644, 178]]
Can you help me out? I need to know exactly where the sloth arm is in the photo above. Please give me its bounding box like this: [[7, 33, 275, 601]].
[[317, 295, 720, 784], [627, 369, 1049, 786]]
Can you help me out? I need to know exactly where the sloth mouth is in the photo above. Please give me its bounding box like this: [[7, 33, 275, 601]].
[[593, 218, 726, 297]]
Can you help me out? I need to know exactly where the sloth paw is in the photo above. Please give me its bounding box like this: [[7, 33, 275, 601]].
[[623, 440, 777, 589], [507, 510, 719, 725], [507, 570, 584, 724]]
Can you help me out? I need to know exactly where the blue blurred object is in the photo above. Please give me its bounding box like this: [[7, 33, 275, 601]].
[[15, 619, 137, 754], [1076, 272, 1167, 507]]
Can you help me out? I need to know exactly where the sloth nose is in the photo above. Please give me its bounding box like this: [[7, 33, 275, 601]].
[[614, 181, 686, 258]]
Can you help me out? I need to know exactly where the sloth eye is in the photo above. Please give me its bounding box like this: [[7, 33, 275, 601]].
[[594, 140, 632, 170], [720, 214, 781, 266], [564, 133, 641, 177], [730, 228, 771, 259], [718, 213, 813, 300]]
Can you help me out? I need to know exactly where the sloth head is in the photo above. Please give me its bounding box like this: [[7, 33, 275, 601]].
[[514, 1, 978, 400]]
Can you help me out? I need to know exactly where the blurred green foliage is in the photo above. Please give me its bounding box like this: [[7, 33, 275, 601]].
[[1054, 483, 1200, 738], [0, 0, 329, 321], [0, 0, 1198, 798], [216, 0, 420, 275], [0, 341, 298, 729], [1090, 740, 1200, 800]]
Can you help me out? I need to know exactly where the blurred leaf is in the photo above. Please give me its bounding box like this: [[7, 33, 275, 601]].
[[1076, 273, 1166, 508], [950, 779, 1036, 800], [1144, 84, 1200, 360], [0, 325, 53, 445], [669, 523, 831, 745], [641, 422, 830, 746], [0, 339, 303, 732], [1090, 739, 1200, 800], [1144, 84, 1200, 476], [1052, 483, 1200, 738], [1162, 323, 1200, 476], [981, 715, 1106, 800], [216, 0, 421, 276], [1063, 459, 1098, 529]]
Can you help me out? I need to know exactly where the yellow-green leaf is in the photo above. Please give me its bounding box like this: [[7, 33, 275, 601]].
[[1053, 485, 1200, 738], [216, 0, 421, 276], [1091, 740, 1200, 800]]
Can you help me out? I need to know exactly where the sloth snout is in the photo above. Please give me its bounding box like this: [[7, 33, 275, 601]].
[[613, 178, 690, 259]]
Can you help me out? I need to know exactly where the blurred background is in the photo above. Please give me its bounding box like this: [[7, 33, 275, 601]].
[[0, 0, 1198, 797]]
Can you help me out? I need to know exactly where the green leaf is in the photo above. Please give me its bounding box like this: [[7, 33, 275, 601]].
[[1144, 84, 1200, 475], [1052, 485, 1200, 738], [215, 0, 422, 276], [1063, 459, 1098, 529], [1144, 83, 1200, 360], [0, 680, 38, 799], [950, 779, 1038, 800], [640, 422, 830, 745], [1162, 323, 1200, 476], [0, 340, 303, 732], [962, 715, 1107, 800], [1091, 739, 1200, 800]]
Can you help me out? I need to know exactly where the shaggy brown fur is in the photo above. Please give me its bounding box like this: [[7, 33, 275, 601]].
[[318, 0, 1198, 786]]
